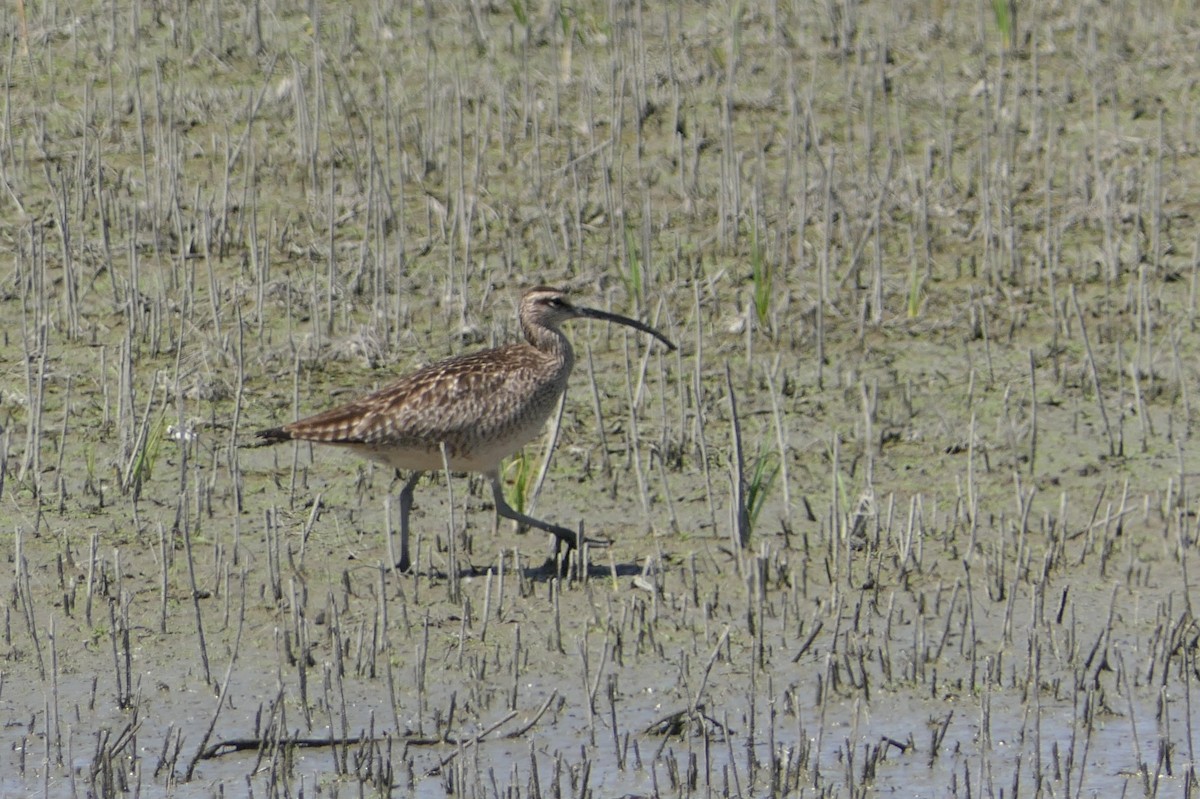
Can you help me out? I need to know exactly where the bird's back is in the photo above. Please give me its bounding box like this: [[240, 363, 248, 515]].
[[259, 343, 572, 473]]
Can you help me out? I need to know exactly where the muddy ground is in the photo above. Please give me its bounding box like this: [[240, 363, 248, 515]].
[[2, 0, 1200, 796]]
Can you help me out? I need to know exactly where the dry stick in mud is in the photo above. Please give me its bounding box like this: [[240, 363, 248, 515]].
[[1070, 284, 1116, 457], [185, 571, 247, 781], [726, 363, 751, 555], [252, 287, 675, 573], [646, 626, 732, 758], [422, 689, 559, 777], [198, 690, 558, 770]]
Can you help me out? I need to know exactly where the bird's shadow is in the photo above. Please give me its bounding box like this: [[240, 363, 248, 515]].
[[522, 557, 647, 581], [407, 556, 647, 583]]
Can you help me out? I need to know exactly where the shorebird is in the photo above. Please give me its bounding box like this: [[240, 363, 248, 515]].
[[256, 286, 676, 572]]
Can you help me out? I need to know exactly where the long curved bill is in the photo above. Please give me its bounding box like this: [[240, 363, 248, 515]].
[[576, 306, 677, 351]]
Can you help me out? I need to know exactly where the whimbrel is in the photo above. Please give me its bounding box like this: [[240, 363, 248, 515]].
[[256, 286, 676, 572]]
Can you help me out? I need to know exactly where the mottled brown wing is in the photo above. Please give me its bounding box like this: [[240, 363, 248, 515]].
[[265, 344, 555, 448]]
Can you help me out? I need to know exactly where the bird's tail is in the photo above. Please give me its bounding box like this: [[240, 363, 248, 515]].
[[244, 427, 293, 447]]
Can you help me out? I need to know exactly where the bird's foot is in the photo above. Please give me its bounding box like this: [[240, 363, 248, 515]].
[[539, 530, 611, 577]]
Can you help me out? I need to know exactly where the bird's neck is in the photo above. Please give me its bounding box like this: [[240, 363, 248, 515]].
[[523, 322, 575, 371]]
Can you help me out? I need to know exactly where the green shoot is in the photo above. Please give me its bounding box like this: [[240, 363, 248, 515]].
[[504, 450, 532, 516], [622, 225, 644, 308], [509, 0, 528, 28], [746, 447, 780, 533], [991, 0, 1015, 49], [128, 414, 166, 501], [906, 261, 923, 318], [750, 229, 772, 327]]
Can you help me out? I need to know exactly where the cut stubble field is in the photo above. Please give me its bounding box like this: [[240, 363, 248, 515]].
[[2, 1, 1200, 796]]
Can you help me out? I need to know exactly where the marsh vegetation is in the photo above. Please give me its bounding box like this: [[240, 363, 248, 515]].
[[2, 0, 1200, 795]]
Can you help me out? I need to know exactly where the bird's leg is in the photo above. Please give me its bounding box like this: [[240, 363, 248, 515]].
[[396, 471, 422, 572], [487, 471, 579, 548]]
